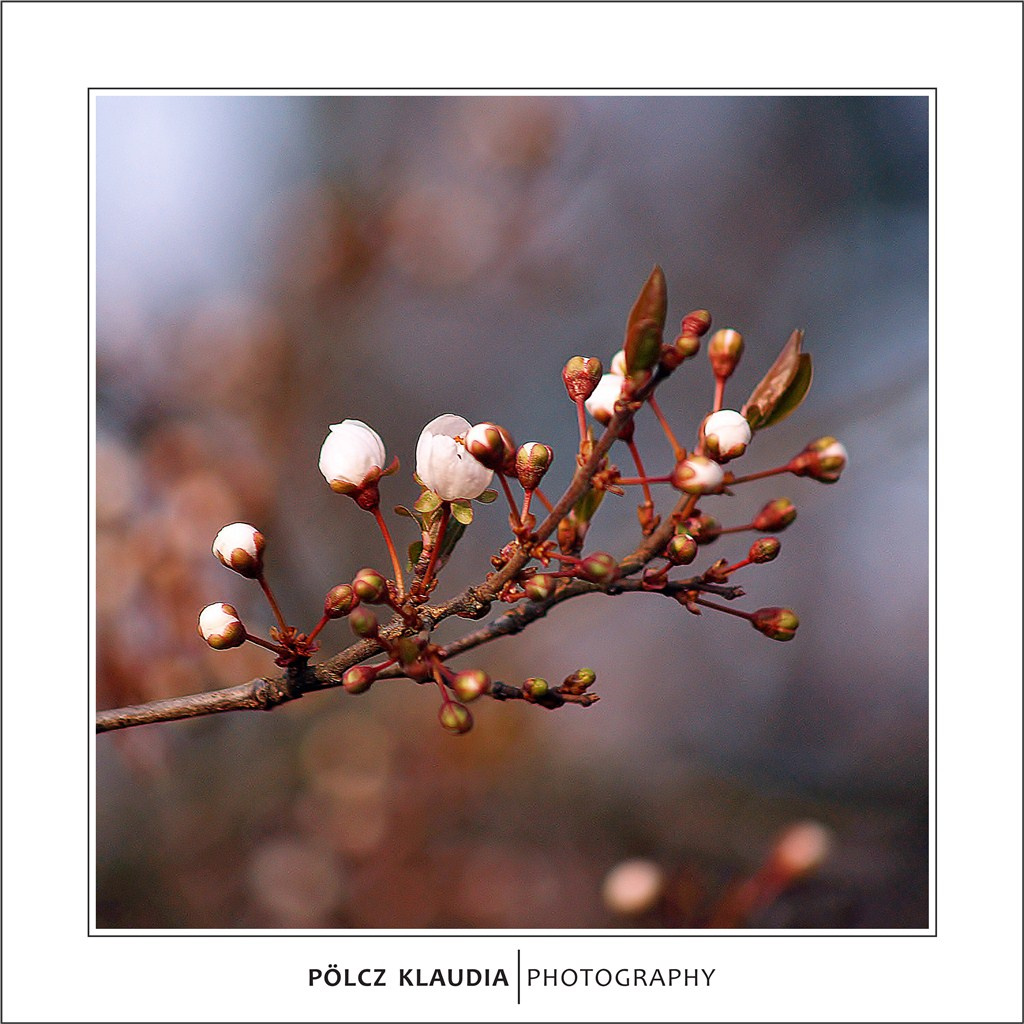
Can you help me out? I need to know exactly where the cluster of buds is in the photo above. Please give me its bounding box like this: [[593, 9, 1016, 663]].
[[195, 264, 846, 735]]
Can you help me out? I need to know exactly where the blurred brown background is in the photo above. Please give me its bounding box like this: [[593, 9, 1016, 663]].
[[95, 94, 929, 928]]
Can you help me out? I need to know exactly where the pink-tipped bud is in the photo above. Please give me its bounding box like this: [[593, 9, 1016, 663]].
[[524, 574, 557, 601], [701, 409, 752, 463], [749, 537, 781, 564], [665, 533, 698, 565], [452, 669, 491, 702], [212, 523, 266, 579], [465, 422, 517, 474], [708, 328, 744, 380], [324, 583, 357, 618], [562, 356, 604, 403], [561, 667, 596, 694], [751, 606, 799, 641], [577, 552, 620, 585], [681, 309, 712, 337], [753, 498, 797, 532], [198, 603, 246, 650], [790, 437, 848, 483], [523, 677, 550, 700], [438, 701, 473, 734], [349, 605, 379, 639], [515, 442, 553, 491], [342, 665, 377, 694], [352, 567, 388, 604], [682, 512, 721, 544], [671, 455, 725, 495]]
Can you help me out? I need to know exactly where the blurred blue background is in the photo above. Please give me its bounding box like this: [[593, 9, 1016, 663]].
[[95, 94, 929, 928]]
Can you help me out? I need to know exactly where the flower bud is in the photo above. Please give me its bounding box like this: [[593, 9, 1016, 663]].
[[701, 409, 752, 462], [465, 422, 517, 474], [682, 512, 721, 544], [562, 356, 604, 403], [624, 265, 667, 375], [577, 551, 619, 585], [665, 533, 698, 565], [671, 455, 725, 495], [319, 420, 387, 495], [524, 574, 557, 601], [708, 328, 744, 380], [749, 537, 781, 563], [324, 583, 357, 618], [681, 309, 712, 337], [198, 603, 246, 650], [790, 437, 848, 483], [751, 606, 799, 641], [753, 498, 797, 532], [352, 567, 388, 604], [343, 665, 376, 694], [515, 442, 553, 491], [584, 373, 624, 425], [212, 523, 265, 579], [349, 605, 379, 639], [610, 349, 628, 377], [522, 677, 550, 700], [416, 414, 494, 501], [670, 331, 701, 362], [438, 701, 473, 734], [561, 667, 596, 694], [452, 669, 491, 702]]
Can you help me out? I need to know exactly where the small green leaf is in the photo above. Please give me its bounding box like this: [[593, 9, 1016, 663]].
[[414, 489, 442, 515], [574, 486, 604, 524], [742, 329, 806, 430], [758, 353, 813, 429], [624, 266, 667, 375], [407, 541, 423, 570], [438, 518, 467, 561], [451, 500, 474, 525], [476, 489, 498, 504]]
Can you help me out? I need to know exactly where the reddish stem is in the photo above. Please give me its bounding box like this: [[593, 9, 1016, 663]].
[[694, 597, 752, 620], [617, 474, 673, 486], [648, 396, 684, 461], [306, 613, 330, 644], [498, 473, 522, 525], [418, 502, 451, 596], [521, 489, 534, 523], [257, 575, 288, 633], [627, 439, 655, 509], [576, 398, 589, 450], [244, 632, 290, 656], [728, 465, 792, 485], [372, 506, 406, 599], [534, 487, 554, 514], [713, 377, 726, 413]]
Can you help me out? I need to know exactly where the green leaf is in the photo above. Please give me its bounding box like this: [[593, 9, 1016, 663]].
[[394, 504, 425, 530], [476, 489, 498, 504], [624, 265, 667, 375], [414, 489, 442, 515], [742, 329, 806, 431], [451, 500, 474, 525], [574, 486, 604, 524], [407, 541, 423, 571], [438, 518, 467, 561], [758, 353, 813, 429]]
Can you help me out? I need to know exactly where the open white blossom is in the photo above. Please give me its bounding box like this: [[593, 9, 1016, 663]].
[[416, 414, 494, 501], [212, 522, 265, 578], [198, 602, 246, 649], [318, 420, 387, 494], [702, 409, 752, 462], [584, 373, 625, 425], [609, 349, 628, 377]]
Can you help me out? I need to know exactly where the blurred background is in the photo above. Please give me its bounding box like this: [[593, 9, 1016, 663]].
[[95, 94, 929, 929]]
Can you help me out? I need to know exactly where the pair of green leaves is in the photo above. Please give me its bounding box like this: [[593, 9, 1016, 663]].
[[741, 329, 814, 432], [395, 485, 498, 570]]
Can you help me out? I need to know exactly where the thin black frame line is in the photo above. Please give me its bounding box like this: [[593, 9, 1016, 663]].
[[88, 87, 937, 939]]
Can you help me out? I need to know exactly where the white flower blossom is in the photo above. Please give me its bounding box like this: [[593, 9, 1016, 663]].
[[610, 349, 628, 377], [584, 373, 625, 424], [198, 602, 245, 649], [212, 522, 265, 578], [318, 420, 386, 494], [702, 409, 752, 462], [416, 414, 494, 501]]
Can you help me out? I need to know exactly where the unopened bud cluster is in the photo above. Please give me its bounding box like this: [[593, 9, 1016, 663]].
[[191, 263, 843, 736]]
